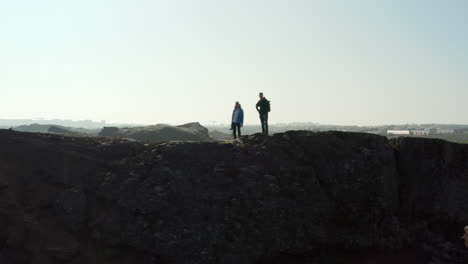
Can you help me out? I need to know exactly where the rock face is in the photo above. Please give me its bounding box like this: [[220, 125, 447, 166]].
[[0, 130, 466, 264], [99, 122, 212, 142]]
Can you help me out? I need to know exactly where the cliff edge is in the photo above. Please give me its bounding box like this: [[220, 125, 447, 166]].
[[0, 130, 466, 264]]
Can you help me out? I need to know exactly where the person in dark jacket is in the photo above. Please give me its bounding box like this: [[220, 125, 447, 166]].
[[231, 101, 244, 139], [256, 92, 270, 135]]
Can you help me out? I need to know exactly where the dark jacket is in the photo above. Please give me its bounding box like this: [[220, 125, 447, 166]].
[[256, 98, 270, 114]]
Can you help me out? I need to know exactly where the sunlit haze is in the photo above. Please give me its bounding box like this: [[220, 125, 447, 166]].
[[1, 0, 467, 125]]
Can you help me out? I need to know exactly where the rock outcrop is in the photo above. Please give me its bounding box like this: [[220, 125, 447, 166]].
[[0, 130, 466, 264], [99, 122, 212, 142]]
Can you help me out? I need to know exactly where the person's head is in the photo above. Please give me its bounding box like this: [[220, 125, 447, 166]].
[[235, 101, 241, 108], [259, 92, 264, 99]]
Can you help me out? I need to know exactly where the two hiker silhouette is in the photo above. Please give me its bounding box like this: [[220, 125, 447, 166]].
[[231, 92, 271, 139]]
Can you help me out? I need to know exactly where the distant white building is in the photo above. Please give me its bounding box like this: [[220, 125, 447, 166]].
[[411, 130, 431, 136], [435, 129, 455, 134], [387, 130, 410, 135]]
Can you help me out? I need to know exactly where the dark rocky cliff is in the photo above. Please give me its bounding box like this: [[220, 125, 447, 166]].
[[0, 130, 466, 264]]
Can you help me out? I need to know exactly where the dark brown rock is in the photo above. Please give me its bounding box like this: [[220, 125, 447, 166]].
[[0, 129, 467, 263]]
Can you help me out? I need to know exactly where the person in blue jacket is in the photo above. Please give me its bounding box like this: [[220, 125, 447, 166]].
[[231, 101, 244, 139]]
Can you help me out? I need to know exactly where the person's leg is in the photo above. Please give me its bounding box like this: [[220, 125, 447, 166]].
[[260, 114, 265, 134], [232, 122, 237, 139], [237, 124, 241, 137], [264, 113, 269, 135]]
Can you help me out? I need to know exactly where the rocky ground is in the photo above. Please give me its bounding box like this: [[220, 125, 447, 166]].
[[0, 130, 466, 264]]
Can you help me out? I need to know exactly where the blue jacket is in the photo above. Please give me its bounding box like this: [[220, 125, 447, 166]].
[[232, 108, 244, 125]]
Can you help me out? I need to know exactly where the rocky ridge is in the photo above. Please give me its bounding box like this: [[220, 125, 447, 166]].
[[0, 130, 466, 264], [99, 122, 212, 142]]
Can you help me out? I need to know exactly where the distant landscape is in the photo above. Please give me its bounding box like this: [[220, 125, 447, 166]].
[[207, 123, 468, 144], [2, 118, 468, 144]]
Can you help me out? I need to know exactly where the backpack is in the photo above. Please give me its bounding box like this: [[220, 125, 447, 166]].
[[258, 98, 271, 113], [263, 99, 271, 113], [261, 98, 271, 113]]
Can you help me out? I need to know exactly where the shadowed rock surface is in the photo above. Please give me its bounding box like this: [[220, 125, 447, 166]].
[[99, 122, 212, 142], [0, 130, 466, 264]]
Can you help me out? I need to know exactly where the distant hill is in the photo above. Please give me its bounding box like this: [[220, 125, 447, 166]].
[[13, 123, 99, 136], [14, 124, 56, 133], [48, 126, 80, 135], [0, 119, 105, 128], [99, 122, 213, 142]]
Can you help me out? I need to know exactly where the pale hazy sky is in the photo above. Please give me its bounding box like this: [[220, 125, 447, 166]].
[[1, 0, 467, 125]]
